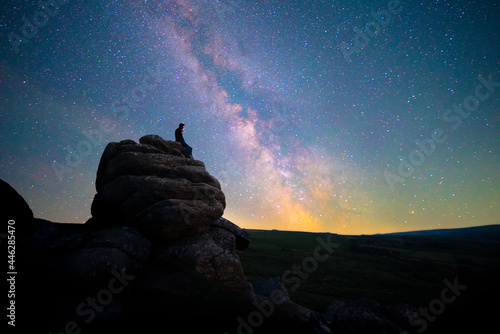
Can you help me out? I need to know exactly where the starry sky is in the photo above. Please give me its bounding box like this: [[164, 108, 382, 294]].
[[1, 0, 498, 235]]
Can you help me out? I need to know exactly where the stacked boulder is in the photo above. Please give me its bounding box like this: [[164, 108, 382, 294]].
[[88, 135, 252, 296], [90, 135, 226, 241]]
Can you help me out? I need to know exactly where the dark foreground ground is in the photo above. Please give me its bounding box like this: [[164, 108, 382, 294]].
[[237, 227, 500, 333], [9, 226, 500, 334]]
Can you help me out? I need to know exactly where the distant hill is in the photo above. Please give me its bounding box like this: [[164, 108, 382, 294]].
[[381, 224, 500, 239]]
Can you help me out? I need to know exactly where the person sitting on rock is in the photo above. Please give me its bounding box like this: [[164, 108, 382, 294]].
[[175, 123, 193, 159]]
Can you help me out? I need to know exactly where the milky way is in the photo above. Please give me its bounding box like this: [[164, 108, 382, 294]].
[[1, 0, 499, 234]]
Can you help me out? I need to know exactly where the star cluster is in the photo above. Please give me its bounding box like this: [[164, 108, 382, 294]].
[[1, 0, 498, 234]]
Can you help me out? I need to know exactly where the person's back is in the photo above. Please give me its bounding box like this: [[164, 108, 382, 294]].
[[175, 126, 183, 142]]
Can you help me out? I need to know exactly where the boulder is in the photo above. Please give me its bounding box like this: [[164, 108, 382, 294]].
[[0, 179, 37, 236], [251, 276, 332, 334], [252, 276, 290, 302], [327, 298, 417, 334]]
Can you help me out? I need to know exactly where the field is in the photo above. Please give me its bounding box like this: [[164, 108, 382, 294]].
[[237, 228, 500, 332]]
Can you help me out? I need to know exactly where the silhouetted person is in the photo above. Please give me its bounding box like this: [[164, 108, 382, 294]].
[[175, 123, 193, 158]]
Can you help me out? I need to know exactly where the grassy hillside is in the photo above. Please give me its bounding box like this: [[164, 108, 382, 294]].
[[237, 229, 500, 331]]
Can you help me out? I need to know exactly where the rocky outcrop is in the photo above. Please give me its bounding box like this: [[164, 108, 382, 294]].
[[85, 135, 251, 295], [91, 135, 226, 241], [4, 135, 257, 333]]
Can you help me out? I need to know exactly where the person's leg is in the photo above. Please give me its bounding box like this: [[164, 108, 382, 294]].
[[181, 141, 193, 157], [185, 144, 193, 157]]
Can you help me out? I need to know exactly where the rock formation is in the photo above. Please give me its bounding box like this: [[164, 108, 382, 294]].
[[90, 135, 226, 241], [5, 135, 256, 333]]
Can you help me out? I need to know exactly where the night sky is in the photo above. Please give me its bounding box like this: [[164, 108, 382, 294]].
[[1, 0, 498, 234]]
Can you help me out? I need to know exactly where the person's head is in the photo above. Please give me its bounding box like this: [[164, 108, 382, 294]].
[[179, 123, 185, 130]]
